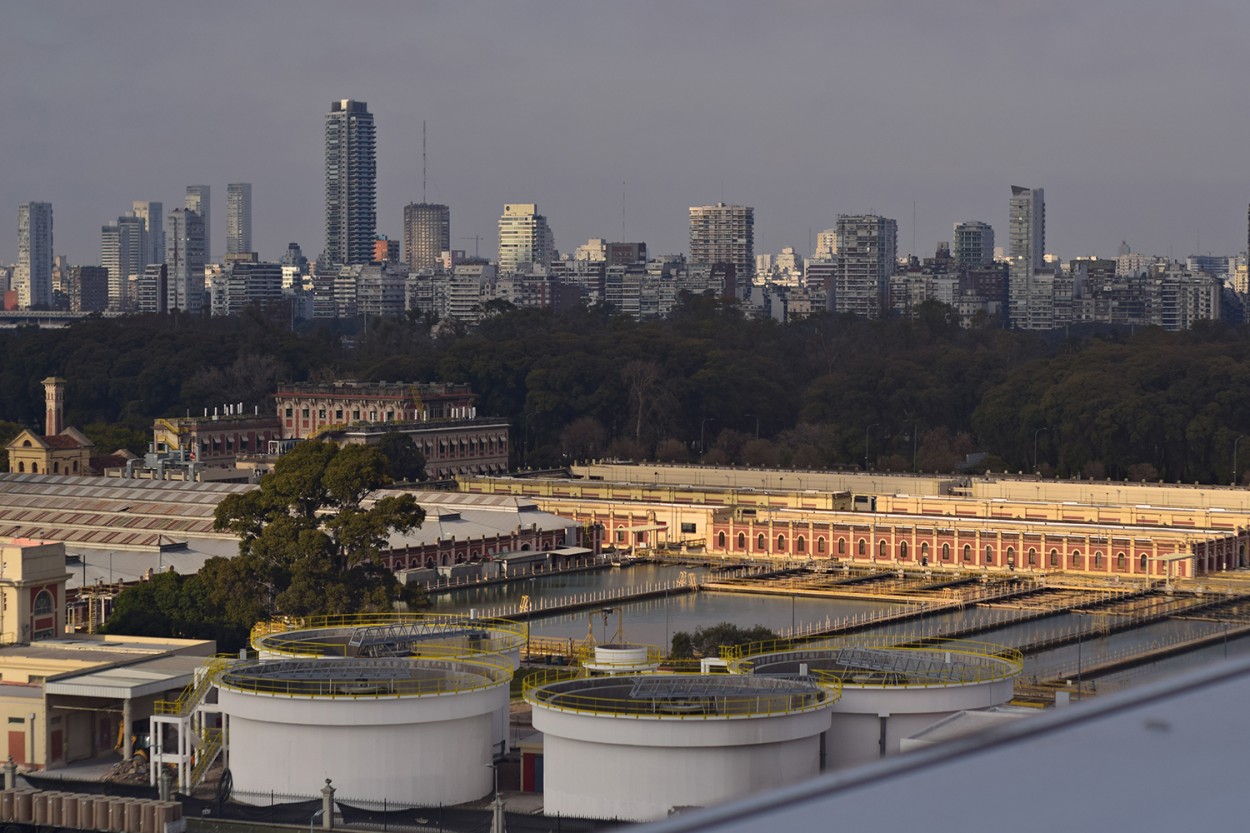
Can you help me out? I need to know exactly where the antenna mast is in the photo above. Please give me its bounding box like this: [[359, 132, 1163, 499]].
[[422, 120, 427, 202]]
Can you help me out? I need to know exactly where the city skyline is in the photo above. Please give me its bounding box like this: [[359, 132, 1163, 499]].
[[3, 2, 1250, 267]]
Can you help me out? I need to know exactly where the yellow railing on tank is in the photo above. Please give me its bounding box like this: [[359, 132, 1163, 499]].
[[218, 657, 514, 700], [721, 635, 1023, 688], [250, 612, 527, 656], [521, 668, 841, 719]]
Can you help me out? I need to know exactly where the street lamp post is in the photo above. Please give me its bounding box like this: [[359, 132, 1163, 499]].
[[1033, 426, 1049, 474], [905, 420, 920, 472], [745, 414, 760, 440], [1234, 435, 1245, 486]]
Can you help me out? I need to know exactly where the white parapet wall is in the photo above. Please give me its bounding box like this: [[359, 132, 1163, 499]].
[[527, 673, 838, 822], [218, 657, 511, 805]]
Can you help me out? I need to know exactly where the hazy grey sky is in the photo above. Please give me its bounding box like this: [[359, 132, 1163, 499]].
[[3, 0, 1249, 266]]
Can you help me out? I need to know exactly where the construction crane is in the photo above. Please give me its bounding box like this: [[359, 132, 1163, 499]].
[[459, 235, 484, 259]]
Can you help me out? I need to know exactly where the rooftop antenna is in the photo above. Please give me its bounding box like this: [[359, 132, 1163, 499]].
[[912, 201, 917, 257], [622, 181, 626, 241], [422, 120, 427, 202]]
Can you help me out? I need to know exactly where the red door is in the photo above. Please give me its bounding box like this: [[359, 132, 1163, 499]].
[[8, 731, 25, 765]]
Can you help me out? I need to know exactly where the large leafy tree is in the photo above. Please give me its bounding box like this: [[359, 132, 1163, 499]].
[[210, 440, 426, 629]]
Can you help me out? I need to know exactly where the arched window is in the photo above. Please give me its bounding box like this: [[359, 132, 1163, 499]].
[[757, 533, 766, 550], [878, 540, 888, 559], [737, 532, 746, 549], [941, 543, 951, 561], [963, 544, 972, 562], [899, 541, 909, 560], [717, 531, 726, 548], [1140, 553, 1148, 572], [837, 538, 845, 554], [1027, 547, 1037, 566], [1049, 549, 1059, 567], [796, 536, 806, 553], [985, 545, 994, 564], [1094, 551, 1103, 568], [1117, 552, 1127, 570], [16, 462, 23, 473], [32, 590, 53, 617], [858, 539, 866, 556], [30, 462, 37, 474], [53, 462, 59, 474], [72, 460, 79, 472], [1006, 546, 1015, 565], [921, 542, 929, 558], [776, 534, 786, 551], [818, 537, 827, 553]]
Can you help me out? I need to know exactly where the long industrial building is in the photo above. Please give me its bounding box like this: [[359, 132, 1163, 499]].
[[461, 463, 1250, 580]]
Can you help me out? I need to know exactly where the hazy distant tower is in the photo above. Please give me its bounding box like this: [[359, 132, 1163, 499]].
[[497, 204, 554, 274], [226, 183, 252, 255], [132, 201, 164, 265], [952, 221, 995, 268], [1008, 186, 1045, 328], [832, 214, 897, 319], [403, 203, 450, 271], [166, 207, 206, 313], [185, 185, 211, 262], [324, 99, 377, 266], [16, 202, 53, 309], [689, 203, 754, 297]]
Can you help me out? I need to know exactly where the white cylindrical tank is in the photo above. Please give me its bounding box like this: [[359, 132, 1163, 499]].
[[527, 672, 838, 822], [731, 637, 1022, 770], [579, 643, 662, 675], [250, 614, 525, 754], [218, 657, 511, 806]]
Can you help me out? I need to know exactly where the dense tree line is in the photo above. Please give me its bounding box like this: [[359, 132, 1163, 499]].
[[4, 299, 1250, 482]]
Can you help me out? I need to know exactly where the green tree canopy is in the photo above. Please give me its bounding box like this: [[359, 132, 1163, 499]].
[[669, 622, 776, 659], [376, 431, 427, 482]]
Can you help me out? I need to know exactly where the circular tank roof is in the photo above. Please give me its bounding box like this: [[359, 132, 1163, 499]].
[[219, 656, 511, 699], [525, 672, 838, 718], [729, 637, 1022, 688], [251, 614, 526, 660]]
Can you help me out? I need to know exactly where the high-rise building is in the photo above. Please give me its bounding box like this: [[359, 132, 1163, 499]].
[[166, 207, 206, 313], [324, 99, 376, 266], [831, 214, 897, 319], [132, 201, 164, 265], [689, 203, 754, 298], [952, 221, 995, 269], [16, 202, 53, 309], [185, 186, 211, 262], [226, 183, 252, 255], [403, 203, 450, 271], [497, 203, 554, 275], [134, 263, 169, 314], [65, 265, 109, 313], [1008, 186, 1045, 328], [100, 214, 146, 310]]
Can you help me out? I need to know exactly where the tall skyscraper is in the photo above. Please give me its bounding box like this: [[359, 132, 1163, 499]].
[[689, 203, 754, 298], [1008, 186, 1045, 328], [226, 183, 252, 255], [132, 201, 164, 265], [324, 99, 376, 266], [185, 186, 211, 262], [832, 214, 897, 319], [498, 203, 554, 274], [952, 221, 995, 268], [166, 207, 206, 313], [403, 203, 450, 271], [101, 213, 148, 309], [16, 202, 53, 309]]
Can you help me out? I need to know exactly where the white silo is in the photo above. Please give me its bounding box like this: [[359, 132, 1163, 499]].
[[217, 656, 511, 806], [526, 672, 839, 821], [730, 637, 1022, 770]]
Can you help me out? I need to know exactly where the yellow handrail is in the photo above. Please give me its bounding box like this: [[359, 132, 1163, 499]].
[[154, 655, 234, 716]]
